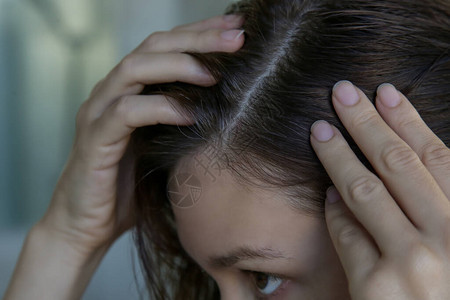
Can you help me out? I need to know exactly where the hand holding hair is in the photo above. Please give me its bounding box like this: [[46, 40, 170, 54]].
[[311, 81, 450, 300], [3, 14, 245, 300], [4, 0, 449, 297], [38, 14, 245, 254]]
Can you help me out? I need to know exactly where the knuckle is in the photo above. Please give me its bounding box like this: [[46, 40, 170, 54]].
[[172, 54, 196, 73], [397, 117, 420, 134], [174, 53, 190, 65], [407, 243, 432, 261], [406, 243, 441, 276], [380, 144, 420, 173], [116, 55, 136, 78], [351, 110, 379, 128], [337, 224, 360, 246], [113, 96, 133, 124], [195, 31, 209, 47], [347, 176, 383, 205], [420, 144, 450, 169], [325, 205, 347, 225], [362, 270, 398, 299], [143, 31, 165, 49]]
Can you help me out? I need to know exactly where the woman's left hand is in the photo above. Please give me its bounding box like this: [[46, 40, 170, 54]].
[[310, 81, 450, 300]]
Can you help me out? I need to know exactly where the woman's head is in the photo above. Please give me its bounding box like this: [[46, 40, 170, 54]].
[[130, 0, 450, 298]]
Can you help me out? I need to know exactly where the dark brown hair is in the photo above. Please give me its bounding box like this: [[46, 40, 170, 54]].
[[130, 0, 450, 298]]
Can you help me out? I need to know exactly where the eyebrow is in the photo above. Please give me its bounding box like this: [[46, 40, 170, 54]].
[[208, 246, 292, 268]]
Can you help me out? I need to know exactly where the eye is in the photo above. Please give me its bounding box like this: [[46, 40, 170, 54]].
[[250, 272, 284, 296]]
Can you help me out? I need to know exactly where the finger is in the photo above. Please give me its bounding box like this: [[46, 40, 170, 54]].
[[375, 83, 450, 198], [86, 53, 214, 120], [140, 28, 245, 54], [171, 14, 244, 32], [331, 81, 449, 233], [310, 121, 417, 255], [325, 186, 379, 284], [134, 28, 245, 54], [86, 95, 193, 168]]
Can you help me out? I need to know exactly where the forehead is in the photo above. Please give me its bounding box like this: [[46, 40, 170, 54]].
[[168, 154, 327, 271]]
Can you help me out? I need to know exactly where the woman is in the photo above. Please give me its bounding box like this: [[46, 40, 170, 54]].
[[4, 0, 450, 299]]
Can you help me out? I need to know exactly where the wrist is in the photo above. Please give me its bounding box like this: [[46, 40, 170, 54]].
[[3, 222, 111, 300], [34, 215, 114, 259], [30, 220, 111, 266]]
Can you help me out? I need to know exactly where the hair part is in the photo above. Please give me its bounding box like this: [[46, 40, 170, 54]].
[[130, 0, 450, 298]]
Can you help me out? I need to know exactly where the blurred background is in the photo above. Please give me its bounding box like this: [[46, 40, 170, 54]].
[[0, 0, 233, 298]]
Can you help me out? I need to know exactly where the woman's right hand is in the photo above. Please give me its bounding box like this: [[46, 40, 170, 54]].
[[36, 14, 245, 256]]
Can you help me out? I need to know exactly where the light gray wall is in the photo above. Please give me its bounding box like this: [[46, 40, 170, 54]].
[[0, 0, 13, 226], [115, 0, 233, 57]]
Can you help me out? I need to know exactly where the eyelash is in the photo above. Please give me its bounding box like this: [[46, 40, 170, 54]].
[[245, 271, 289, 299]]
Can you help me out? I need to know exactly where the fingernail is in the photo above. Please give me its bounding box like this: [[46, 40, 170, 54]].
[[221, 29, 245, 41], [377, 83, 401, 108], [333, 80, 360, 106], [326, 186, 341, 204], [223, 14, 243, 23], [311, 120, 335, 142]]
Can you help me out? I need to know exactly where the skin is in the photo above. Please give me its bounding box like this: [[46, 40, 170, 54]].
[[170, 156, 350, 299], [170, 80, 450, 299], [4, 13, 450, 300], [312, 81, 450, 299]]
